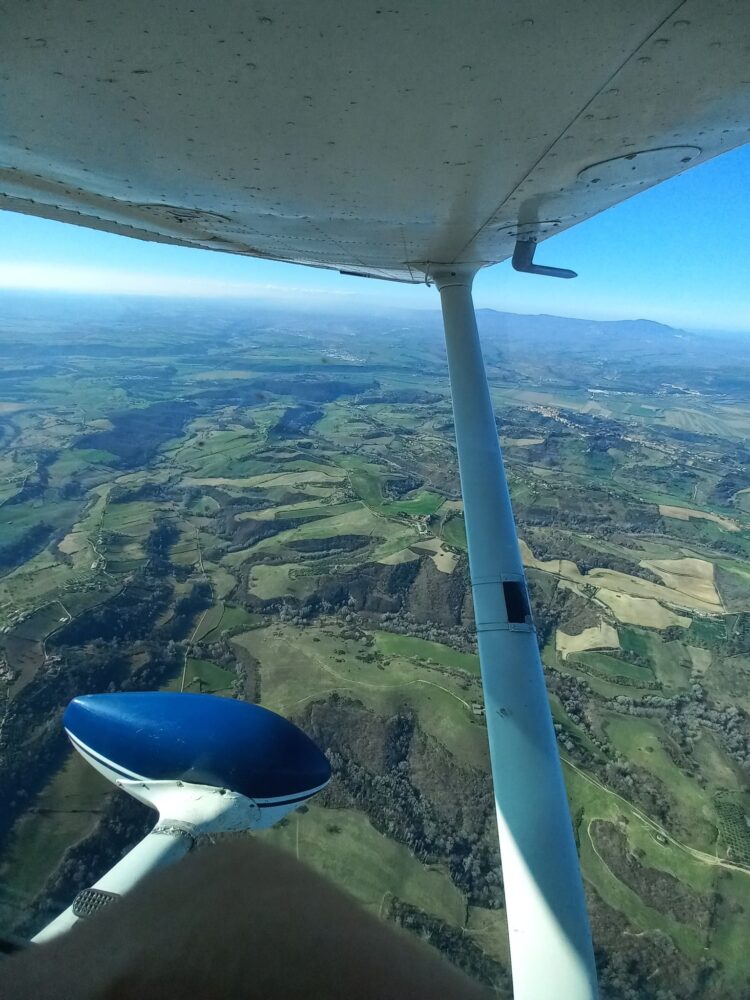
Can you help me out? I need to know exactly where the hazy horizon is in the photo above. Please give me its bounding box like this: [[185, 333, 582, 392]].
[[0, 140, 748, 335], [0, 285, 746, 341]]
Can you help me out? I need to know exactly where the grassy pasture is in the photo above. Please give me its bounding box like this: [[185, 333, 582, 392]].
[[564, 765, 710, 959], [0, 752, 108, 928], [260, 805, 466, 927], [314, 407, 378, 446], [563, 746, 750, 993], [182, 658, 235, 695], [102, 500, 161, 536], [169, 532, 200, 568], [377, 547, 420, 565], [715, 562, 750, 613], [370, 524, 423, 562], [5, 635, 43, 693], [603, 715, 718, 853], [187, 494, 221, 516], [374, 632, 480, 675], [217, 605, 262, 633], [1, 499, 81, 549], [171, 430, 264, 479], [246, 564, 296, 599], [186, 469, 343, 491], [440, 514, 467, 550], [250, 505, 384, 553], [204, 563, 237, 600], [10, 602, 68, 641], [246, 563, 321, 601], [0, 553, 80, 619], [47, 448, 116, 483], [0, 483, 21, 505], [384, 492, 444, 516], [344, 459, 443, 517], [618, 628, 693, 692], [5, 602, 69, 692], [234, 623, 488, 769], [552, 656, 654, 701], [193, 602, 225, 641], [235, 500, 361, 522], [574, 650, 655, 685]]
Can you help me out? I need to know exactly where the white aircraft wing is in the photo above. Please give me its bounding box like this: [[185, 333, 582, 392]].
[[1, 0, 748, 281]]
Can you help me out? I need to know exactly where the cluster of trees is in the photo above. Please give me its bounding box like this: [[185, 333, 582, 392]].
[[711, 472, 746, 503], [109, 483, 169, 505], [168, 581, 212, 640], [0, 521, 55, 572], [323, 745, 502, 906], [51, 578, 172, 647], [574, 659, 662, 691], [0, 623, 187, 855], [143, 518, 180, 574], [388, 899, 510, 994], [76, 400, 197, 468], [3, 449, 55, 507], [375, 611, 476, 655], [517, 501, 663, 537], [381, 474, 424, 500], [257, 560, 422, 620], [301, 697, 502, 908], [522, 527, 662, 583], [245, 374, 378, 403], [547, 671, 676, 825], [549, 653, 750, 845], [223, 513, 306, 552], [268, 404, 323, 438], [609, 686, 750, 773], [189, 634, 260, 701], [591, 820, 711, 927], [588, 880, 724, 1000]]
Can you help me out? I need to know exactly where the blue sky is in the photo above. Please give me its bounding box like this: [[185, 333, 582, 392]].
[[0, 143, 748, 332]]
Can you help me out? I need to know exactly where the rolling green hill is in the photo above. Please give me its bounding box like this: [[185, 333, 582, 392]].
[[1, 297, 749, 997]]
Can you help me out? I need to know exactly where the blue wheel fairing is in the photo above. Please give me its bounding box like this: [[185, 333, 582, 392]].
[[64, 693, 330, 800]]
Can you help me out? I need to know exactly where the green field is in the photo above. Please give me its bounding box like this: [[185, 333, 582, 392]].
[[182, 657, 235, 694], [440, 513, 467, 549], [260, 805, 466, 926], [193, 602, 225, 641], [234, 623, 488, 769], [603, 715, 719, 852], [2, 302, 750, 997], [0, 753, 108, 929], [374, 631, 480, 675], [618, 628, 693, 692], [573, 649, 656, 684]]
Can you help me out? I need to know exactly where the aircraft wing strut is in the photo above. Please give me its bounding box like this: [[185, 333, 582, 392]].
[[435, 267, 597, 998]]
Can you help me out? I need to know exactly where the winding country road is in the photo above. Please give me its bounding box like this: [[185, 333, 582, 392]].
[[562, 755, 750, 877]]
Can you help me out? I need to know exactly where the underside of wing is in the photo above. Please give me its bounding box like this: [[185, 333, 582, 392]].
[[1, 0, 748, 280]]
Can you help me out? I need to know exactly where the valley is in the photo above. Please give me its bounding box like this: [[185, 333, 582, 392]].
[[1, 295, 749, 997]]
